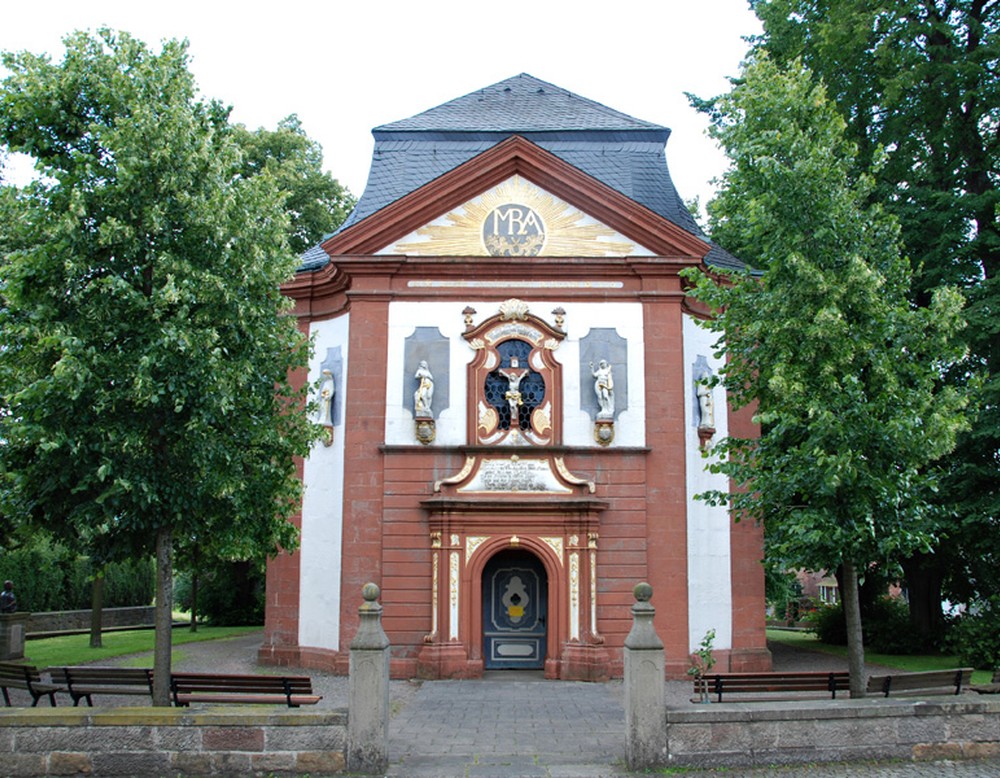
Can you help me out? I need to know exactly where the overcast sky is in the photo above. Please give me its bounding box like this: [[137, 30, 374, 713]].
[[1, 1, 761, 210]]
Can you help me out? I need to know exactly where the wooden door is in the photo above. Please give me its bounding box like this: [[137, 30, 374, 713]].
[[482, 550, 547, 670]]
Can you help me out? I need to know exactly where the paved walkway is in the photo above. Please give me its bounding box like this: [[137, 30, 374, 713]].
[[21, 632, 1000, 777], [384, 672, 1000, 778], [387, 673, 625, 777]]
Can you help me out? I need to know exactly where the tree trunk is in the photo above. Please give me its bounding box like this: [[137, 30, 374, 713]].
[[89, 569, 104, 649], [153, 526, 174, 706], [190, 545, 199, 633], [842, 560, 867, 698], [903, 551, 944, 648], [190, 569, 199, 633]]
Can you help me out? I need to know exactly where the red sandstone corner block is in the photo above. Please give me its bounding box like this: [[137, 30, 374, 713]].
[[202, 726, 264, 751]]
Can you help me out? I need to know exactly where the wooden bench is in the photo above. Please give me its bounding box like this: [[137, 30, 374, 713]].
[[0, 661, 63, 707], [170, 673, 321, 707], [694, 671, 850, 702], [49, 667, 154, 707], [866, 668, 973, 698], [971, 670, 1000, 695]]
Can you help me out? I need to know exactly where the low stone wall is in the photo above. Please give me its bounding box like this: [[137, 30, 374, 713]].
[[666, 696, 1000, 768], [0, 706, 348, 777], [27, 606, 157, 635]]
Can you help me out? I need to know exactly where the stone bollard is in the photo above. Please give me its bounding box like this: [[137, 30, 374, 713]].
[[347, 582, 390, 774], [623, 582, 667, 770], [0, 613, 30, 660]]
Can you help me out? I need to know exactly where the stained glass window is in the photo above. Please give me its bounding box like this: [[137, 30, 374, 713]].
[[484, 339, 546, 430]]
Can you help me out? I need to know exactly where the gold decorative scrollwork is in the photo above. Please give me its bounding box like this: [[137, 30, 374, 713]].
[[540, 536, 564, 565], [569, 551, 581, 641], [532, 403, 552, 435], [554, 458, 596, 494], [434, 456, 476, 492], [466, 536, 489, 562], [478, 402, 499, 435]]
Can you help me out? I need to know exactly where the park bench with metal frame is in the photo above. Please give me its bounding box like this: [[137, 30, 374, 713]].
[[0, 661, 63, 707], [694, 670, 850, 702], [170, 672, 321, 707], [49, 666, 154, 707], [866, 668, 973, 697]]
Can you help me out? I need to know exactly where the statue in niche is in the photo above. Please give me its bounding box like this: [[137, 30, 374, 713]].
[[697, 379, 715, 429], [590, 359, 615, 419], [316, 369, 334, 426], [414, 360, 434, 418]]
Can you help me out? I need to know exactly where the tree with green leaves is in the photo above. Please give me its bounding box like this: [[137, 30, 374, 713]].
[[750, 0, 999, 644], [231, 115, 355, 256], [0, 29, 319, 704], [686, 54, 969, 696]]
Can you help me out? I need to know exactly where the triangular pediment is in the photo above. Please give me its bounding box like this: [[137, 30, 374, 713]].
[[320, 136, 710, 260], [378, 176, 654, 258]]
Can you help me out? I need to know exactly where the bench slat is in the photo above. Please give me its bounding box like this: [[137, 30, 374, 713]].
[[866, 668, 973, 697], [174, 693, 322, 706], [170, 673, 320, 708], [0, 661, 63, 707], [49, 667, 154, 707], [695, 671, 850, 703]]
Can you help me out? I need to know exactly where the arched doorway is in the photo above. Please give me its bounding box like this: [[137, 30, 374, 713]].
[[482, 549, 548, 670]]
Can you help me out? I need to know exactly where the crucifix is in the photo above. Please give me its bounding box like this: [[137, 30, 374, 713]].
[[498, 356, 528, 427]]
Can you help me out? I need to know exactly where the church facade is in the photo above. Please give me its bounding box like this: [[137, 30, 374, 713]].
[[260, 74, 771, 680]]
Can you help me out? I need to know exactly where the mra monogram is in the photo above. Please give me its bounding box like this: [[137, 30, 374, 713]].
[[483, 204, 545, 257]]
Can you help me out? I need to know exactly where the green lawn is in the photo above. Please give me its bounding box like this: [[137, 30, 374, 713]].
[[22, 625, 262, 668], [766, 628, 992, 684]]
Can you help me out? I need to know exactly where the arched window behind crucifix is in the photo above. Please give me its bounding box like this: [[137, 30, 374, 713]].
[[484, 339, 546, 430]]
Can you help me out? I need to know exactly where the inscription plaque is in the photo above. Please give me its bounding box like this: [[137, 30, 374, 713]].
[[459, 457, 571, 493]]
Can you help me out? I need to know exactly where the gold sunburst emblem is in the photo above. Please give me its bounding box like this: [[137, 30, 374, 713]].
[[393, 176, 637, 257]]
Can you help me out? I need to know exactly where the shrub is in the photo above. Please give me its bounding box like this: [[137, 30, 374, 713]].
[[807, 596, 923, 654], [807, 600, 847, 645], [945, 597, 1000, 670], [102, 556, 155, 608], [864, 595, 922, 655], [0, 536, 153, 611], [0, 537, 76, 611]]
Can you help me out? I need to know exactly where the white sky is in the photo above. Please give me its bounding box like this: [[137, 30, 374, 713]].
[[0, 0, 761, 211]]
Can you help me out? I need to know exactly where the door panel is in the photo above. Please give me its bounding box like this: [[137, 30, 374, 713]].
[[483, 550, 547, 669]]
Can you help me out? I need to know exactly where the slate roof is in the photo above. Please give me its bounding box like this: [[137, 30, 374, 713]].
[[305, 73, 741, 271]]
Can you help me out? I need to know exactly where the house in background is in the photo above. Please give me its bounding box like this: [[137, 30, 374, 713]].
[[260, 74, 770, 680]]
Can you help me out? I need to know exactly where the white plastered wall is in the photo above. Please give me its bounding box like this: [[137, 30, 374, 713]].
[[683, 313, 734, 652], [298, 313, 349, 652], [386, 302, 469, 447], [384, 301, 646, 448]]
